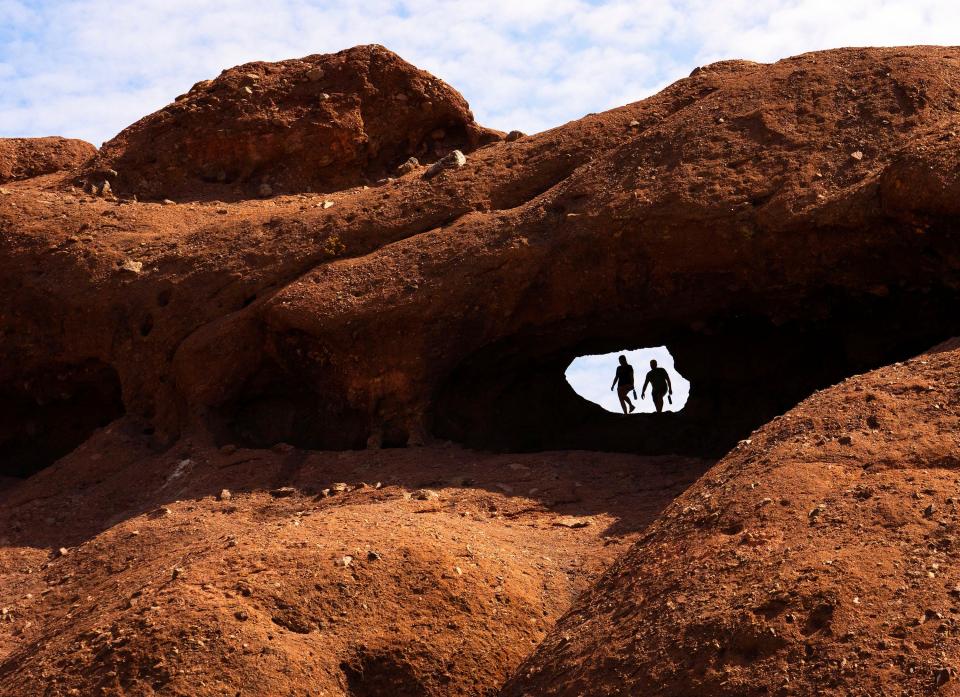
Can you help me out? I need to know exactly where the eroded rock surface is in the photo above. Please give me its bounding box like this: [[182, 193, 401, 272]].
[[1, 42, 960, 697], [0, 440, 706, 697], [501, 343, 960, 697], [5, 46, 959, 471], [85, 44, 499, 200], [0, 137, 95, 183]]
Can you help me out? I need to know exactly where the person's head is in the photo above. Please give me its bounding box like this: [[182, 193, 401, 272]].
[[619, 355, 628, 365], [650, 359, 658, 368]]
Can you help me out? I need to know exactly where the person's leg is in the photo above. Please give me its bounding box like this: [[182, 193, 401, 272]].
[[653, 391, 664, 412], [618, 391, 628, 413], [624, 393, 634, 412]]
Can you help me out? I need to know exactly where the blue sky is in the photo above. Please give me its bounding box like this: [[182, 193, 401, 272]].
[[1, 0, 958, 146]]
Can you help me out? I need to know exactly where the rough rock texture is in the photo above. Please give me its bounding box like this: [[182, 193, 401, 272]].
[[1, 44, 960, 695], [4, 46, 958, 473], [85, 44, 499, 200], [501, 343, 960, 697], [0, 137, 95, 183], [0, 439, 707, 696]]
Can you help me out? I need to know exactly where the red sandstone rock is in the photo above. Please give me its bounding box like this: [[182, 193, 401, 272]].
[[86, 44, 500, 200], [1, 44, 960, 697], [0, 438, 707, 697], [0, 136, 95, 183], [2, 46, 959, 466], [500, 343, 960, 697]]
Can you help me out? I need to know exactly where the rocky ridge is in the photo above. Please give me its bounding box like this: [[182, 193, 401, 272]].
[[1, 44, 959, 696]]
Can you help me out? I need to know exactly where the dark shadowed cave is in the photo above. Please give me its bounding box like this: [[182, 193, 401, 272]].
[[432, 285, 960, 457], [215, 282, 960, 459], [0, 360, 124, 478]]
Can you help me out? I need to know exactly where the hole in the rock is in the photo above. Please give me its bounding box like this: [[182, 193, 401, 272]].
[[340, 649, 431, 697], [139, 313, 154, 337], [565, 346, 690, 414], [0, 360, 124, 478], [431, 283, 960, 457]]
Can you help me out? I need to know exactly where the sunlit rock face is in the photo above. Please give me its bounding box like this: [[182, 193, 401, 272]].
[[3, 46, 960, 466], [565, 347, 690, 414]]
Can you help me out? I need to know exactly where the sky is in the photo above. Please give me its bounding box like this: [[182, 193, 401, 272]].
[[1, 0, 958, 146], [566, 347, 690, 414]]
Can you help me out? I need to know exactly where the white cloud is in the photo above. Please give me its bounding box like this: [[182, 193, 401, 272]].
[[0, 0, 956, 145]]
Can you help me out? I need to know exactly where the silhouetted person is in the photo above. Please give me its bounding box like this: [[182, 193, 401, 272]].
[[641, 359, 673, 413], [610, 355, 637, 414]]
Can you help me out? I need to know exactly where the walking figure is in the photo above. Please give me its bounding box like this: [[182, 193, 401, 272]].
[[641, 359, 673, 413], [610, 355, 637, 414]]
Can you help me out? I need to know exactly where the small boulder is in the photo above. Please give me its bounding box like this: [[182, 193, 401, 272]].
[[424, 150, 466, 179], [269, 487, 297, 498], [505, 130, 525, 142], [396, 157, 420, 175]]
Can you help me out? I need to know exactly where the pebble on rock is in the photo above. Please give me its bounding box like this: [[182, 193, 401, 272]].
[[424, 150, 467, 179], [397, 157, 420, 175]]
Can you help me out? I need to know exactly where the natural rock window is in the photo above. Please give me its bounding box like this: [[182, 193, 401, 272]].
[[565, 347, 690, 414]]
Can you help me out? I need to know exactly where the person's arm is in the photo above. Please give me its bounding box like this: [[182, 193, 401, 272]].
[[641, 374, 651, 398], [611, 373, 619, 391], [666, 371, 673, 395]]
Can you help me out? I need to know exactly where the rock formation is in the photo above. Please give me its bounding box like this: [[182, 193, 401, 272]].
[[5, 46, 959, 476], [0, 136, 95, 184], [1, 44, 960, 696], [84, 45, 500, 200], [0, 435, 707, 696], [501, 342, 960, 697]]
